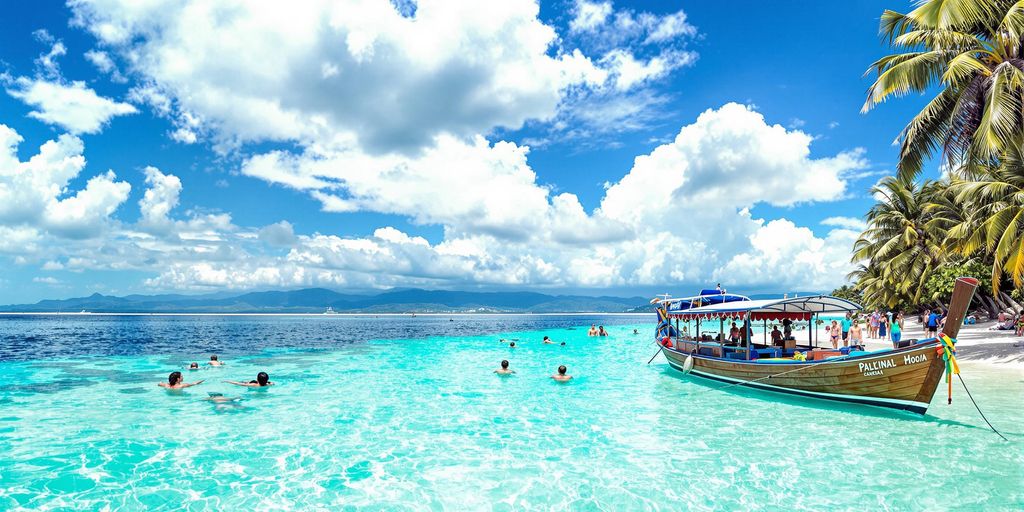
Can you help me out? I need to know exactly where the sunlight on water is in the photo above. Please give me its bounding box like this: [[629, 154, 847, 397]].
[[0, 316, 1021, 510]]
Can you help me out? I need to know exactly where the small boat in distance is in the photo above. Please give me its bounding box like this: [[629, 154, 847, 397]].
[[652, 279, 979, 414], [323, 307, 338, 315]]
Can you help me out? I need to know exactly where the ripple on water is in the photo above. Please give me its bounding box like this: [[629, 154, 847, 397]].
[[0, 316, 1021, 510]]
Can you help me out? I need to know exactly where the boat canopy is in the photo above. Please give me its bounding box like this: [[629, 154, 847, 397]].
[[663, 292, 750, 312], [666, 295, 861, 321]]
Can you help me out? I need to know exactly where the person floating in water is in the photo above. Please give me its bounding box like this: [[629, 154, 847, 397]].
[[508, 341, 516, 348], [551, 365, 572, 382], [633, 329, 639, 335], [208, 355, 225, 367], [225, 372, 274, 387], [494, 360, 515, 375], [543, 336, 555, 344], [598, 326, 608, 336], [587, 324, 598, 336], [188, 362, 200, 370], [159, 371, 204, 389]]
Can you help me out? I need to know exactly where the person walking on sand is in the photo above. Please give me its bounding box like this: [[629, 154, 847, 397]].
[[890, 314, 903, 346], [878, 312, 887, 340], [869, 310, 880, 339], [849, 320, 863, 349], [925, 308, 940, 338], [829, 320, 841, 349], [840, 313, 852, 348]]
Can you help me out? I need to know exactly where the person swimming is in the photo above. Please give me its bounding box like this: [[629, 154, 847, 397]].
[[587, 324, 598, 336], [494, 360, 515, 375], [551, 365, 572, 382], [188, 362, 200, 370], [508, 342, 516, 348], [598, 326, 608, 336], [543, 336, 555, 344], [208, 354, 225, 367], [158, 371, 204, 389], [633, 329, 639, 335], [225, 371, 274, 387]]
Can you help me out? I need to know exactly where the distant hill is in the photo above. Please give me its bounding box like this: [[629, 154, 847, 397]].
[[0, 288, 650, 314]]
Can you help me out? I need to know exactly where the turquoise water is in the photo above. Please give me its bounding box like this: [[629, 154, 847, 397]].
[[1, 317, 1022, 510]]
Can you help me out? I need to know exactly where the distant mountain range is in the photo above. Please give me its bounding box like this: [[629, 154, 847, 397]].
[[0, 288, 652, 314]]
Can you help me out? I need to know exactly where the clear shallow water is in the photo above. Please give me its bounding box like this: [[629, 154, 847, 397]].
[[0, 316, 1021, 510]]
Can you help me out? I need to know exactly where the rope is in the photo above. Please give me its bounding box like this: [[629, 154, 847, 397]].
[[956, 373, 1008, 441], [646, 345, 663, 364]]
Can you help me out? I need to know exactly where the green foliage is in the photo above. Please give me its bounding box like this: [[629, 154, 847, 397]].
[[923, 261, 993, 302], [855, 0, 1024, 301], [830, 285, 864, 306]]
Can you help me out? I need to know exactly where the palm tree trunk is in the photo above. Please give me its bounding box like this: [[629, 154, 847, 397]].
[[999, 291, 1022, 312], [980, 295, 1000, 320]]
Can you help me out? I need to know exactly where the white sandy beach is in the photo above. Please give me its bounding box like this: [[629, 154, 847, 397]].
[[833, 320, 1024, 369]]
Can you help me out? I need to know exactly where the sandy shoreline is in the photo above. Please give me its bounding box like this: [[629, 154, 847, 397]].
[[815, 320, 1024, 369]]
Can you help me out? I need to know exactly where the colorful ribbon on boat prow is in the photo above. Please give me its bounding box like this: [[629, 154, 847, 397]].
[[936, 334, 960, 404]]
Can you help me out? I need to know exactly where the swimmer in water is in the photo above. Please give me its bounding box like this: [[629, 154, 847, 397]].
[[205, 393, 244, 411], [508, 342, 516, 348], [633, 329, 639, 335], [225, 371, 274, 387], [494, 360, 515, 375], [188, 362, 200, 370], [551, 365, 572, 382], [158, 371, 204, 389], [587, 324, 598, 336], [560, 342, 566, 346], [208, 354, 225, 367], [543, 336, 555, 344]]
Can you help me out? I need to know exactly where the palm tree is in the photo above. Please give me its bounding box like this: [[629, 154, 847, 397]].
[[949, 145, 1024, 292], [863, 0, 1024, 180], [852, 177, 947, 306]]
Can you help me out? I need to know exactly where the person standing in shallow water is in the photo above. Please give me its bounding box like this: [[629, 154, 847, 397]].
[[208, 355, 225, 367], [587, 324, 598, 336], [159, 371, 204, 389], [598, 326, 608, 337], [494, 360, 515, 375], [551, 365, 572, 382]]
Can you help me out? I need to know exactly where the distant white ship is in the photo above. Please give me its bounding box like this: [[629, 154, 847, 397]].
[[323, 307, 338, 315]]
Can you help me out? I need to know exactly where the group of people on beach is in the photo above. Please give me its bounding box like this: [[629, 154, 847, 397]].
[[158, 354, 274, 392], [992, 309, 1024, 335], [822, 308, 951, 350]]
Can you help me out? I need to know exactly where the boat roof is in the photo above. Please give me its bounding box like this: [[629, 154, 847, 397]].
[[662, 292, 750, 310], [668, 295, 861, 317]]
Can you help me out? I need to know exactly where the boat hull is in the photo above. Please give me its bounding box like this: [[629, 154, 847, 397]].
[[662, 341, 946, 414]]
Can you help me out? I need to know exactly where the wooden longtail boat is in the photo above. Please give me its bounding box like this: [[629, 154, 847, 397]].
[[653, 278, 979, 414]]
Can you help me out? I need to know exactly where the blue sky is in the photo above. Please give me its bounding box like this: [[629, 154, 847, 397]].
[[0, 0, 933, 303]]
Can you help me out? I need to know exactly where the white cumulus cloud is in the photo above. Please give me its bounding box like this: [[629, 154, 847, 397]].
[[5, 78, 137, 134]]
